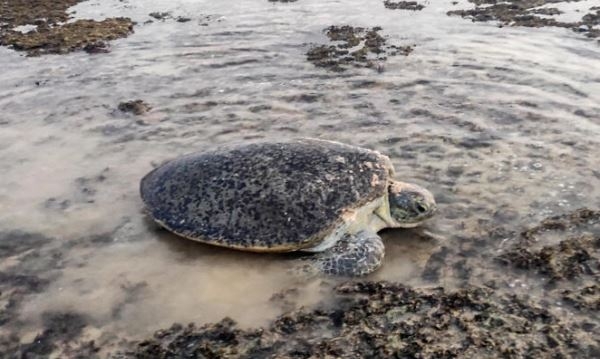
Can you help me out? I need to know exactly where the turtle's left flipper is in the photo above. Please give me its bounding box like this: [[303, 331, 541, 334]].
[[307, 230, 385, 276]]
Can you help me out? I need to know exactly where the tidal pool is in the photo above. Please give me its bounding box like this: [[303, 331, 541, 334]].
[[0, 0, 599, 357]]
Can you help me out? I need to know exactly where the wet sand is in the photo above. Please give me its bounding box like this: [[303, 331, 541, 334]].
[[0, 0, 599, 357]]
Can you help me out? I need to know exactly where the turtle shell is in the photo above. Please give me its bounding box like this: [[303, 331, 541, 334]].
[[140, 138, 394, 252]]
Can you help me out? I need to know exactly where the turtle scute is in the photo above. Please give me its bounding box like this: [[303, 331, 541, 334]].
[[140, 139, 394, 251]]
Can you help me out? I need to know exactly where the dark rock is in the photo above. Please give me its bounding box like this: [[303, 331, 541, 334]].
[[83, 41, 110, 54], [149, 12, 171, 20], [118, 100, 152, 115]]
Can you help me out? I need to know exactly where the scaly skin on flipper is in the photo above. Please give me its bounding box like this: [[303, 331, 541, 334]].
[[297, 231, 385, 277]]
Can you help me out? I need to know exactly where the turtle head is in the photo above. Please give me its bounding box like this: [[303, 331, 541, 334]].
[[388, 181, 436, 227]]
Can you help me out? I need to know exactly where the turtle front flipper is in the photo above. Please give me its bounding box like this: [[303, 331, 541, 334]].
[[299, 231, 385, 276]]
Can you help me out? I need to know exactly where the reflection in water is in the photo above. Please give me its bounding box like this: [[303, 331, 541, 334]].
[[0, 0, 599, 354]]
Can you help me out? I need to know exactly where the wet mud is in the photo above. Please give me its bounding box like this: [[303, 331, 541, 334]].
[[306, 26, 414, 72], [0, 0, 133, 55], [448, 0, 600, 41]]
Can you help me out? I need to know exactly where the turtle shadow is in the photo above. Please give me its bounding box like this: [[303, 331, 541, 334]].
[[380, 226, 441, 252], [142, 214, 230, 259], [150, 222, 294, 264], [375, 226, 443, 281]]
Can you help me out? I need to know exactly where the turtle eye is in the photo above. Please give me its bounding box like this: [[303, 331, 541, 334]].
[[414, 202, 428, 214]]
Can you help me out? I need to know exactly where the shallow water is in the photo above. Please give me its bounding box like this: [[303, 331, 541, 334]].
[[1, 0, 599, 355]]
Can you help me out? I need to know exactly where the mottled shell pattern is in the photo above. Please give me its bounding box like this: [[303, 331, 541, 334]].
[[140, 138, 394, 251]]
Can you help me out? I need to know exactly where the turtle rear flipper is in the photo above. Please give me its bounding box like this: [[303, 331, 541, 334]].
[[300, 231, 385, 276]]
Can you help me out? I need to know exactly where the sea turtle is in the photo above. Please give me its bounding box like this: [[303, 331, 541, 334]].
[[140, 138, 436, 276]]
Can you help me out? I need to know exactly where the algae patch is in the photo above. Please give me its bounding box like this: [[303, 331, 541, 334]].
[[306, 25, 414, 72], [1, 19, 133, 56], [0, 0, 134, 56], [0, 0, 80, 27], [448, 0, 600, 41], [497, 208, 600, 283], [384, 1, 425, 11]]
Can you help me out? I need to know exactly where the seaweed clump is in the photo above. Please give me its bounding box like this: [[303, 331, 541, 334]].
[[498, 234, 599, 282], [0, 0, 80, 28], [307, 25, 414, 72], [562, 284, 600, 311], [496, 208, 600, 284], [1, 19, 133, 56], [0, 0, 134, 55], [384, 1, 425, 11]]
